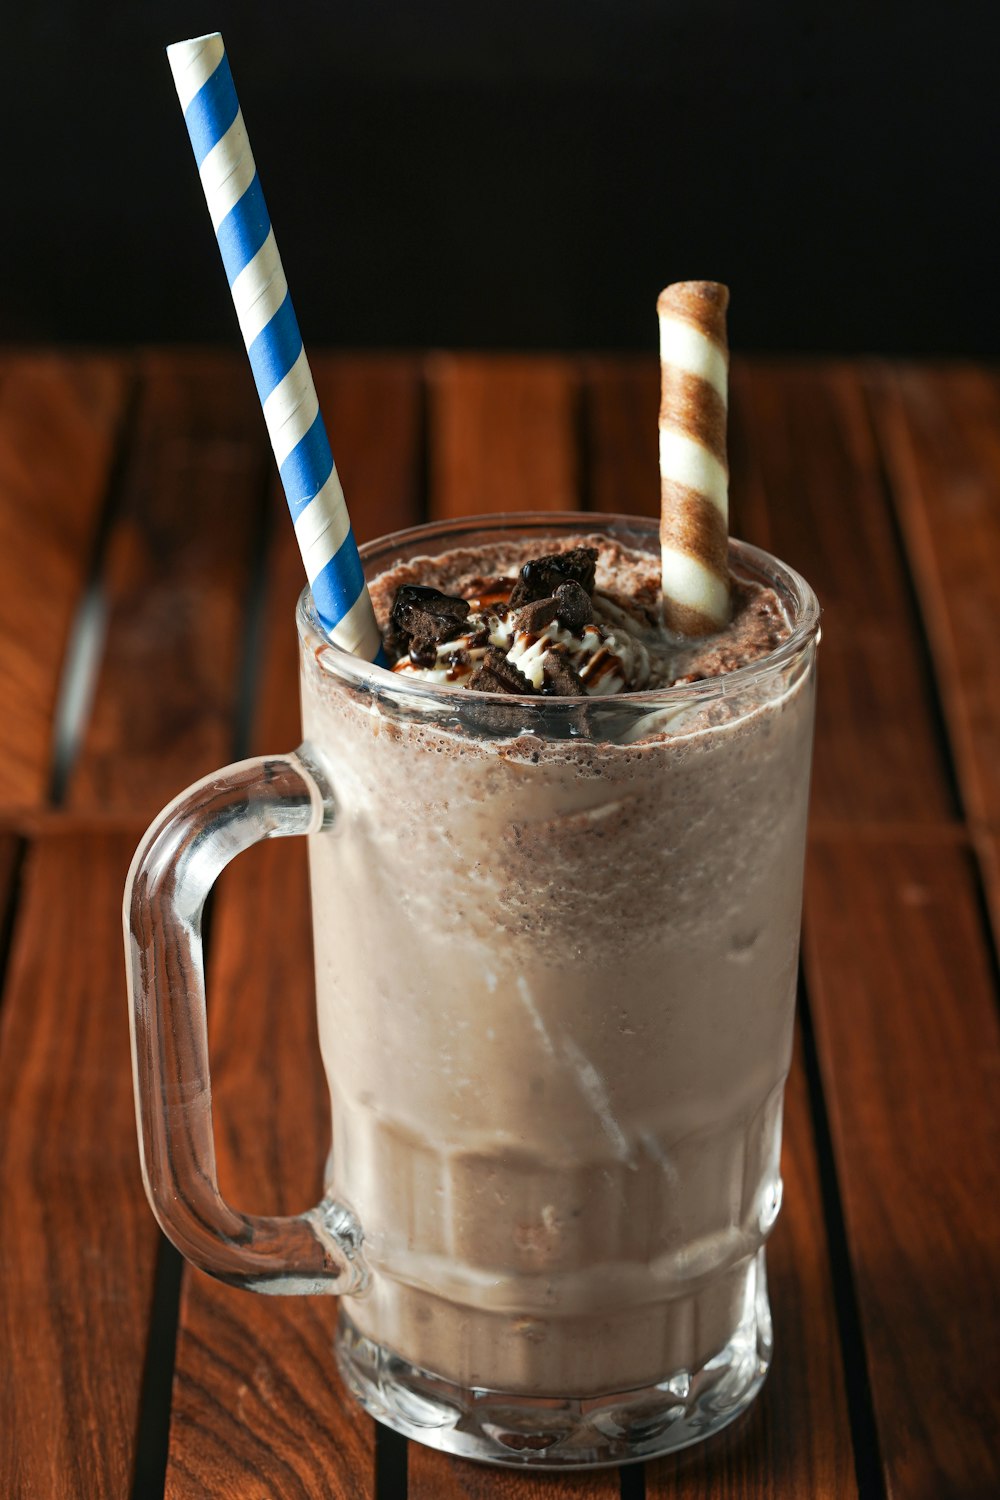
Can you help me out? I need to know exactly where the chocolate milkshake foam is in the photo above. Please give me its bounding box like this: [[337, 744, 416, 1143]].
[[299, 515, 818, 1401]]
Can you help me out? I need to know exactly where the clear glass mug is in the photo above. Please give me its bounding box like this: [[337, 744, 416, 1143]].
[[125, 512, 819, 1469]]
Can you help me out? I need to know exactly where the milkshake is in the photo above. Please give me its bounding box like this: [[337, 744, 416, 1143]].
[[124, 253, 821, 1466], [300, 512, 818, 1458]]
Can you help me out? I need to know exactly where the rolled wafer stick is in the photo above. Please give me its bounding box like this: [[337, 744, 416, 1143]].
[[657, 280, 731, 636]]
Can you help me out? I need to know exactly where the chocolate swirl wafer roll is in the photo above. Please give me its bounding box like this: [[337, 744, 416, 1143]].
[[657, 280, 731, 635]]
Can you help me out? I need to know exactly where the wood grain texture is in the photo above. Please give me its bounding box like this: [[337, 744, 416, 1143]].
[[4, 353, 996, 1500], [866, 364, 1000, 831], [582, 357, 660, 518], [313, 355, 424, 546], [0, 354, 131, 811], [166, 838, 373, 1500], [0, 831, 157, 1500], [66, 350, 268, 820], [427, 356, 579, 519], [729, 361, 956, 826], [647, 1031, 857, 1500], [803, 838, 1000, 1499], [408, 1447, 619, 1500]]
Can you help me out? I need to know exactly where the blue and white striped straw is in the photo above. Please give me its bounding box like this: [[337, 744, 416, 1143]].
[[166, 32, 383, 663]]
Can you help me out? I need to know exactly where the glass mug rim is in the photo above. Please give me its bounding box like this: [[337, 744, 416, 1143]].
[[297, 510, 820, 714]]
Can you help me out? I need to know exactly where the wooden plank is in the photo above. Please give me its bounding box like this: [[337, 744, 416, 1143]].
[[866, 364, 1000, 831], [0, 354, 131, 812], [408, 1450, 618, 1500], [803, 837, 1000, 1499], [67, 350, 268, 821], [647, 1032, 856, 1499], [250, 355, 424, 756], [166, 355, 424, 1497], [0, 831, 158, 1499], [314, 354, 425, 547], [165, 838, 374, 1500], [427, 355, 579, 519], [730, 361, 958, 826], [582, 356, 659, 518]]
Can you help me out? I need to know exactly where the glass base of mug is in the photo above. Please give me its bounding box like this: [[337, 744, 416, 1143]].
[[334, 1252, 773, 1470]]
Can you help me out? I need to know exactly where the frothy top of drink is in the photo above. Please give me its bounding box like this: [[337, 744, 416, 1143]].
[[377, 534, 790, 698]]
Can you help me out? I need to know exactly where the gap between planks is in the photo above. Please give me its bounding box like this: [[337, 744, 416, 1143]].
[[0, 831, 165, 1499], [0, 352, 136, 810], [802, 837, 1000, 1498]]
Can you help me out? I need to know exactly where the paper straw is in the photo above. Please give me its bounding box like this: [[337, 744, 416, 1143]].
[[657, 281, 731, 636], [166, 32, 383, 663]]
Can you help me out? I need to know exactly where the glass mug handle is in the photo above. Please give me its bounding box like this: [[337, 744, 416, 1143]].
[[124, 749, 367, 1296]]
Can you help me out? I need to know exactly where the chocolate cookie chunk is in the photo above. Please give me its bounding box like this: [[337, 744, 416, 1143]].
[[552, 580, 593, 630], [513, 580, 594, 636], [507, 547, 598, 608], [389, 584, 471, 665], [468, 647, 538, 696], [541, 650, 587, 696], [512, 595, 561, 634]]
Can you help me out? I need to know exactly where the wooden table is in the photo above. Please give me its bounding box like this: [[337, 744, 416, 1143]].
[[1, 352, 998, 1499]]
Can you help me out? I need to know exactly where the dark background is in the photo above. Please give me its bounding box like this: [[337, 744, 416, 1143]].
[[2, 1, 996, 354]]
